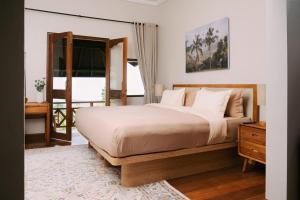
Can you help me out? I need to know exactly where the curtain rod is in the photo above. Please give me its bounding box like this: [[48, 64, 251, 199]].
[[25, 8, 158, 27]]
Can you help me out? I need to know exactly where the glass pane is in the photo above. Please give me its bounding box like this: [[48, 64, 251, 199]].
[[72, 39, 106, 77], [53, 38, 67, 90], [110, 43, 123, 90], [52, 37, 68, 135], [52, 99, 67, 134], [72, 77, 106, 103], [127, 60, 144, 95], [110, 42, 123, 106], [53, 77, 66, 90]]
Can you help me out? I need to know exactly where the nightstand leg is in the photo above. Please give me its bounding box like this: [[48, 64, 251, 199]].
[[242, 158, 248, 172]]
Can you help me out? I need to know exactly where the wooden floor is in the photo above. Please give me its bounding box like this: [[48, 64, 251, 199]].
[[25, 129, 88, 149], [168, 165, 265, 200]]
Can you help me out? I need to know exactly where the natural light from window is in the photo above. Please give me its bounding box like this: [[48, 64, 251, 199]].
[[127, 61, 144, 96], [53, 60, 144, 102]]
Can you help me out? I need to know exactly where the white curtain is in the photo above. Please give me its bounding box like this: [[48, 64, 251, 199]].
[[133, 22, 158, 103]]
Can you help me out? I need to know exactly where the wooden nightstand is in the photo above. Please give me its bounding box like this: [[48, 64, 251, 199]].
[[238, 123, 266, 172], [25, 102, 50, 146]]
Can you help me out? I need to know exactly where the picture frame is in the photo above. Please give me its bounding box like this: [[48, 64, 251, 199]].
[[186, 18, 230, 73]]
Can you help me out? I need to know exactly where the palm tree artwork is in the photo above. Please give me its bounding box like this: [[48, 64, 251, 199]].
[[205, 27, 219, 69], [190, 34, 203, 70], [185, 18, 229, 73]]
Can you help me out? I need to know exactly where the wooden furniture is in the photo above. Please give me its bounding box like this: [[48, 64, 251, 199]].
[[87, 84, 258, 186], [173, 84, 258, 122], [238, 123, 266, 172], [90, 141, 239, 187], [47, 32, 128, 142], [25, 102, 50, 146]]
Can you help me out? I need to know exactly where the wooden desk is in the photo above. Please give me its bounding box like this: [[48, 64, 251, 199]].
[[238, 123, 266, 172], [25, 102, 50, 146]]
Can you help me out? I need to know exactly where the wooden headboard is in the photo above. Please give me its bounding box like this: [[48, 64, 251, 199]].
[[173, 84, 258, 122]]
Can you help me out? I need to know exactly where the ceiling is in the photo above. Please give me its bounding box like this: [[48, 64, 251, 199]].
[[126, 0, 168, 6]]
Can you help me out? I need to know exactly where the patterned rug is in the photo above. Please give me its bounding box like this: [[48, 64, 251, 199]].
[[25, 145, 188, 200]]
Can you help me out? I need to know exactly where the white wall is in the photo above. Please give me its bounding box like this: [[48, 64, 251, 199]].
[[157, 0, 266, 88], [265, 0, 287, 199], [25, 0, 158, 101], [25, 0, 157, 133]]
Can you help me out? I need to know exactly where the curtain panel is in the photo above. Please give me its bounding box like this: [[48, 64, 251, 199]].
[[133, 22, 158, 103]]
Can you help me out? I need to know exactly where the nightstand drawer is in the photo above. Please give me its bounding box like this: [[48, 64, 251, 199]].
[[239, 141, 265, 163], [25, 106, 48, 114], [240, 126, 265, 145]]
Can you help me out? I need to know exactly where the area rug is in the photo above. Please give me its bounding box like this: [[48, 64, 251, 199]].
[[25, 145, 188, 200]]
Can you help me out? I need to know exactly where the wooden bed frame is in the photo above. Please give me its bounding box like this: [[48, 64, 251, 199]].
[[88, 84, 258, 187]]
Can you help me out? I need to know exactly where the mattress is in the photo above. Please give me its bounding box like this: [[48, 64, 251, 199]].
[[75, 105, 250, 158]]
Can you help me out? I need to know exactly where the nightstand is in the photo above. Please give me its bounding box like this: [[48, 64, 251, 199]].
[[238, 123, 266, 172], [25, 102, 50, 146]]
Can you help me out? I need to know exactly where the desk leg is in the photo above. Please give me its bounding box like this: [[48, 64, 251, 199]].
[[45, 110, 50, 146]]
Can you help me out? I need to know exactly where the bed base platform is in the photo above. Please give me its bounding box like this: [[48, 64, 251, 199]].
[[89, 141, 240, 187]]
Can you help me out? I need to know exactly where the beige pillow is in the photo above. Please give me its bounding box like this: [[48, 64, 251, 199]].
[[184, 90, 198, 107], [225, 89, 244, 118], [160, 88, 185, 106]]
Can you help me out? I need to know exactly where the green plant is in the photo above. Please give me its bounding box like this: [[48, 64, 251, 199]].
[[34, 78, 46, 92], [101, 87, 106, 101]]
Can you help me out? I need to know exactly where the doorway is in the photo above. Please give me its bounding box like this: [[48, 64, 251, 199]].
[[47, 32, 128, 144]]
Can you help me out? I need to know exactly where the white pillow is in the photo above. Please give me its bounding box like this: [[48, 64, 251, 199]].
[[192, 88, 232, 118], [160, 88, 185, 106]]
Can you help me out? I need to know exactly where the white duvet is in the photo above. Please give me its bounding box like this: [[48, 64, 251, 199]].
[[147, 104, 228, 145]]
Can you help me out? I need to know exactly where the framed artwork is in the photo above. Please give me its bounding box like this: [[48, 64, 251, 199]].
[[186, 18, 229, 73]]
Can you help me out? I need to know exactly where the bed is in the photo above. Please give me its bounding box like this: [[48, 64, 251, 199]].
[[76, 84, 258, 186]]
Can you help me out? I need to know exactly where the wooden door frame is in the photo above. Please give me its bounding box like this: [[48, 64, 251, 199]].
[[47, 32, 73, 141], [47, 34, 128, 141], [105, 40, 111, 106], [108, 37, 128, 106]]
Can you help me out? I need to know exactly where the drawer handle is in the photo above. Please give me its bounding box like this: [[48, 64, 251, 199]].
[[251, 133, 257, 137], [251, 148, 258, 153]]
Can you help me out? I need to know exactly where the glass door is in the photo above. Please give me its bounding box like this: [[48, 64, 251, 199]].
[[107, 38, 128, 106], [47, 32, 73, 142]]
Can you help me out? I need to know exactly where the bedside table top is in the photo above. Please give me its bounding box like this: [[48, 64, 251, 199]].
[[25, 102, 50, 115], [240, 122, 266, 130], [25, 102, 49, 107]]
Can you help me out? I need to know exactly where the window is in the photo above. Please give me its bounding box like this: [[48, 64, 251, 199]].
[[53, 38, 106, 102], [127, 59, 144, 96]]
